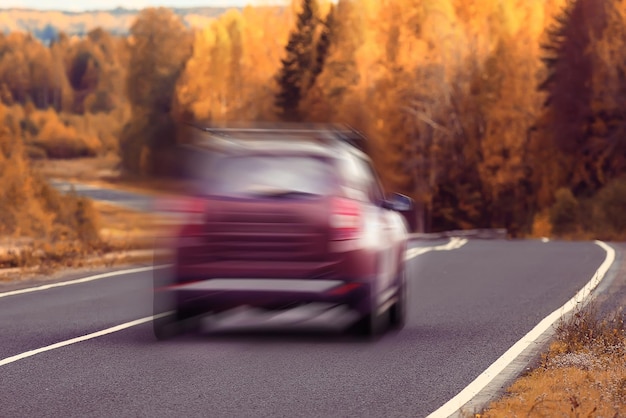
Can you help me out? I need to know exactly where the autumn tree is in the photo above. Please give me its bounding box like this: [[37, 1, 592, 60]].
[[0, 33, 62, 110], [174, 12, 238, 123], [472, 20, 544, 234], [174, 6, 293, 124], [48, 34, 74, 112], [586, 0, 626, 188], [364, 0, 460, 232], [120, 7, 192, 176], [0, 103, 100, 243], [536, 0, 607, 197], [274, 0, 333, 121], [81, 28, 128, 114], [225, 11, 245, 116], [304, 0, 364, 122]]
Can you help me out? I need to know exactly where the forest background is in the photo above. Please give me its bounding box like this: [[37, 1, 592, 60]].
[[1, 0, 626, 249]]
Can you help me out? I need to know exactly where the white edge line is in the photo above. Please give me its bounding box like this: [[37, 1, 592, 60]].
[[3, 235, 465, 298], [0, 313, 169, 367], [0, 265, 171, 299], [426, 240, 616, 418], [0, 238, 468, 366], [405, 237, 468, 261]]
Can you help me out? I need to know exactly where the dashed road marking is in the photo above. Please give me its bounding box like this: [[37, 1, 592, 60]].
[[0, 314, 168, 367], [405, 237, 468, 260], [0, 265, 170, 299], [0, 238, 467, 366]]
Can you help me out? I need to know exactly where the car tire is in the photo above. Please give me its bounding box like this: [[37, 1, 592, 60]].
[[153, 313, 183, 341], [350, 310, 388, 338], [389, 267, 407, 329], [348, 288, 388, 338], [153, 307, 203, 341]]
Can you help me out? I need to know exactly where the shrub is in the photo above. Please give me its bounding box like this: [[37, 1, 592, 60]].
[[19, 117, 39, 136], [33, 116, 100, 158], [119, 110, 177, 177], [84, 90, 116, 114], [0, 103, 101, 245], [549, 302, 625, 360], [592, 177, 626, 238], [531, 210, 552, 238], [25, 145, 48, 160], [549, 188, 580, 236], [11, 104, 128, 160]]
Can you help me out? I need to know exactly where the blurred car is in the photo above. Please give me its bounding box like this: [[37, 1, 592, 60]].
[[153, 124, 413, 339]]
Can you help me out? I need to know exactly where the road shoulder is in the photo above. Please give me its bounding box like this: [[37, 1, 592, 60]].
[[457, 241, 626, 417]]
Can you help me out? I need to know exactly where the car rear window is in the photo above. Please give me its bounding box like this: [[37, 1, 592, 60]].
[[200, 155, 338, 198]]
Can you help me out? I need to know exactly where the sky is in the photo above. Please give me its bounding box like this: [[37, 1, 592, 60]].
[[1, 0, 284, 12]]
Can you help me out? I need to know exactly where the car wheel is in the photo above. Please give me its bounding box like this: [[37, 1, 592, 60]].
[[350, 309, 389, 339], [348, 293, 388, 338], [153, 312, 183, 341], [153, 288, 201, 340], [153, 307, 204, 340], [389, 267, 407, 329]]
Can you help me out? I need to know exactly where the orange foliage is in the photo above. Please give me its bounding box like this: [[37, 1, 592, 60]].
[[174, 6, 292, 122], [0, 103, 100, 242], [2, 0, 624, 237]]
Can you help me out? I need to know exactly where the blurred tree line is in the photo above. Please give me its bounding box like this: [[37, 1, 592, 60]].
[[0, 28, 130, 159], [1, 0, 625, 239]]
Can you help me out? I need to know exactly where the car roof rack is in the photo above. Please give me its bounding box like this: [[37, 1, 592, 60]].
[[181, 121, 368, 155]]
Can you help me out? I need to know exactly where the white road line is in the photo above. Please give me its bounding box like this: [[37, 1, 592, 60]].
[[0, 265, 170, 299], [0, 237, 467, 367], [427, 240, 616, 418], [405, 237, 468, 260], [1, 237, 465, 299], [0, 314, 168, 367]]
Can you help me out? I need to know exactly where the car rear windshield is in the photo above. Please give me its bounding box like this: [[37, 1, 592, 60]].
[[200, 155, 338, 198]]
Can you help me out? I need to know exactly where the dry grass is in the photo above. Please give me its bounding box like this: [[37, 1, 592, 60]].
[[478, 304, 626, 418], [0, 200, 173, 276], [31, 154, 121, 182], [0, 125, 178, 278], [0, 201, 169, 278], [0, 248, 158, 283], [95, 201, 175, 246]]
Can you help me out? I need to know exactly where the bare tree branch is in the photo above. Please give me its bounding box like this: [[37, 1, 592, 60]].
[[401, 106, 452, 135]]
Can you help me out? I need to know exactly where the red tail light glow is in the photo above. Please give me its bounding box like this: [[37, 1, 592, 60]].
[[155, 196, 208, 226], [331, 197, 361, 241], [182, 197, 208, 214], [327, 282, 362, 295]]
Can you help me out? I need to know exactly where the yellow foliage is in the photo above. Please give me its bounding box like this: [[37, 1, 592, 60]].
[[530, 210, 553, 238], [35, 113, 101, 157], [184, 15, 216, 29], [0, 102, 100, 243], [175, 6, 291, 122], [3, 0, 617, 237]]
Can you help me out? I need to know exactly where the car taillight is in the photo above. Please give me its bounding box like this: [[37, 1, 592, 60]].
[[182, 197, 207, 214], [330, 197, 361, 240], [155, 196, 208, 226]]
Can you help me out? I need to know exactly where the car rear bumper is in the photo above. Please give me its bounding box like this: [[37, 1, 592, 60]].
[[154, 278, 371, 314]]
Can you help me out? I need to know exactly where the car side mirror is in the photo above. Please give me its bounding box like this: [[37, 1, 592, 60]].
[[382, 193, 413, 212]]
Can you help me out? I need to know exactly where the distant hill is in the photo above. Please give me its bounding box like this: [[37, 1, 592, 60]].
[[0, 7, 234, 43]]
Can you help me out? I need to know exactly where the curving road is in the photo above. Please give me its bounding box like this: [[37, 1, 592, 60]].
[[0, 238, 616, 418]]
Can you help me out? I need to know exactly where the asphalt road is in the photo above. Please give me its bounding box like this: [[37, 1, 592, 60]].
[[0, 238, 614, 418]]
